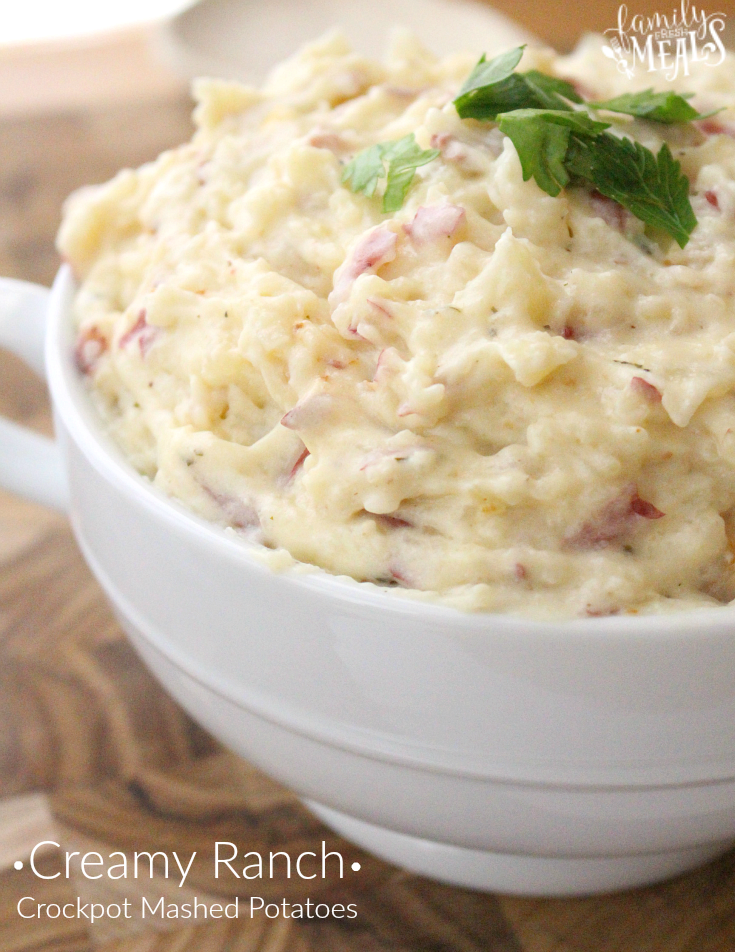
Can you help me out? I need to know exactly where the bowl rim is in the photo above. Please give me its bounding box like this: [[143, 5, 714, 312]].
[[47, 264, 735, 638]]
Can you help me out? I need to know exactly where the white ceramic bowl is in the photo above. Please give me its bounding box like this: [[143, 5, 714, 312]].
[[3, 266, 735, 896]]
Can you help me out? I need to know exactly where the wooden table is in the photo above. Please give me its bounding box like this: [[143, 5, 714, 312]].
[[2, 17, 735, 951]]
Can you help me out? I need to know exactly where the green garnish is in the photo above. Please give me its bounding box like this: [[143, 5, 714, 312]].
[[590, 90, 711, 124], [497, 110, 610, 197], [521, 71, 585, 109], [453, 47, 700, 247], [566, 136, 697, 249], [454, 47, 583, 121], [341, 133, 440, 213]]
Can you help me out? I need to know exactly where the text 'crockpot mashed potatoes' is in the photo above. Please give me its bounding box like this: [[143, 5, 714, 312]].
[[58, 31, 735, 619]]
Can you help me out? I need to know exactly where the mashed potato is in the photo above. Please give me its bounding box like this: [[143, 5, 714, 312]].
[[58, 31, 735, 618]]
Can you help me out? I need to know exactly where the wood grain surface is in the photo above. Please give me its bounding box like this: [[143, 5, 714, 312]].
[[2, 30, 735, 952]]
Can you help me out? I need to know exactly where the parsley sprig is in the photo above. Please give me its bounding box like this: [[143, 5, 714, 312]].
[[342, 134, 439, 213], [454, 47, 700, 247]]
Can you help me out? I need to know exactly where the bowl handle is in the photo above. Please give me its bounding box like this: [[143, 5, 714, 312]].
[[0, 278, 68, 511]]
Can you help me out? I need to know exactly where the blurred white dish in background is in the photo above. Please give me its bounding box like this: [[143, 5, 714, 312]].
[[156, 0, 532, 82], [1, 0, 198, 47]]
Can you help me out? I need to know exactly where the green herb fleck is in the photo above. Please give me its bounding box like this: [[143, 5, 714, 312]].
[[341, 134, 440, 213]]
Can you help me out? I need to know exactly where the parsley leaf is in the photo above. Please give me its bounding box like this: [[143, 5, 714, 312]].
[[566, 135, 696, 247], [341, 134, 439, 213], [499, 117, 571, 196], [381, 138, 440, 212], [454, 47, 526, 120], [498, 110, 610, 196], [591, 90, 706, 124], [454, 48, 582, 121], [341, 143, 386, 198]]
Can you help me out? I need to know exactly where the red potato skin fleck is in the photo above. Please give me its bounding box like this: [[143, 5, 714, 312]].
[[631, 376, 662, 402], [118, 312, 145, 348], [430, 132, 469, 163], [74, 327, 107, 374], [514, 563, 527, 581], [699, 119, 735, 138], [287, 446, 310, 482], [330, 228, 398, 308], [404, 204, 466, 244], [350, 230, 396, 275], [561, 325, 575, 340], [374, 513, 413, 529], [565, 483, 664, 550], [307, 131, 348, 152], [367, 297, 393, 318], [431, 132, 452, 149], [374, 348, 388, 371], [383, 85, 421, 100], [630, 494, 664, 519], [119, 310, 158, 357], [388, 563, 412, 586], [705, 190, 720, 209], [203, 486, 260, 531], [589, 190, 628, 231], [281, 393, 333, 431]]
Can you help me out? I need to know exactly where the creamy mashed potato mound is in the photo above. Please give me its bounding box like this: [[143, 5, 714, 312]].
[[58, 32, 735, 618]]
